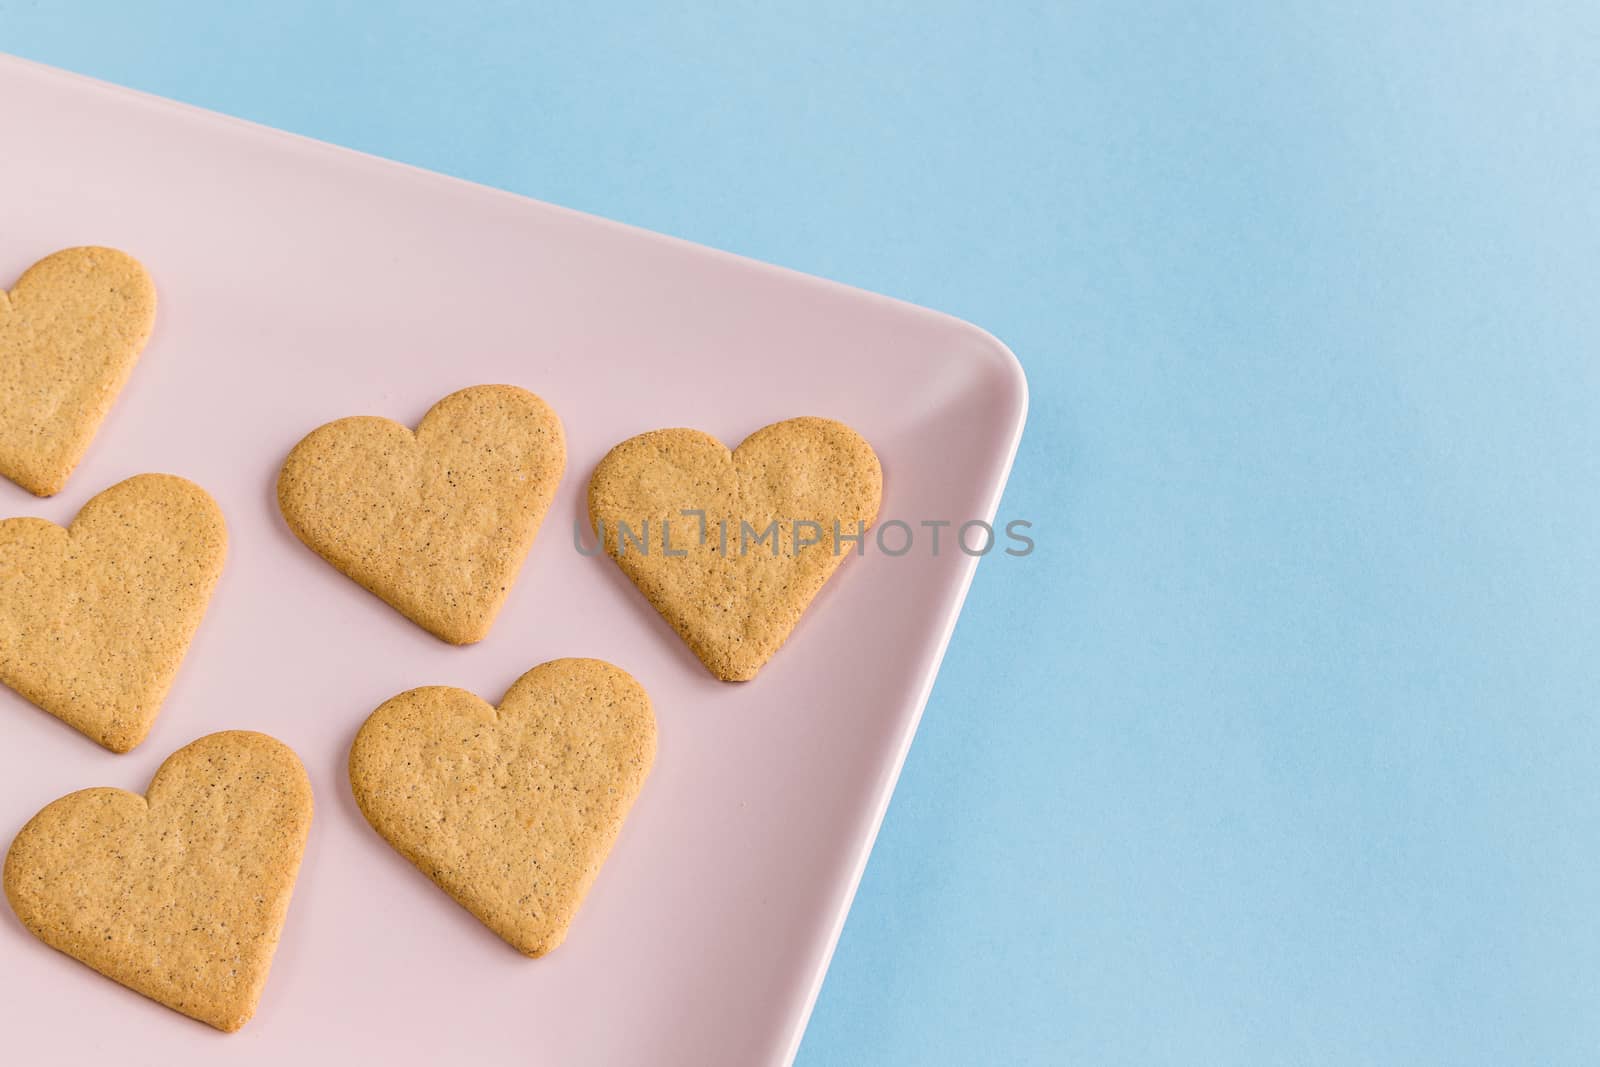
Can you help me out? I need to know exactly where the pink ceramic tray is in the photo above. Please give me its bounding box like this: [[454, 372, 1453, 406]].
[[0, 54, 1026, 1066]]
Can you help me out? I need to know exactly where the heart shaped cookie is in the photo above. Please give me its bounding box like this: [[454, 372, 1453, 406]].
[[0, 473, 227, 752], [348, 659, 655, 956], [3, 731, 313, 1032], [587, 417, 882, 681], [0, 247, 157, 497], [277, 385, 565, 644]]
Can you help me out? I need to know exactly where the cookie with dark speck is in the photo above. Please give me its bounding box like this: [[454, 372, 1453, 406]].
[[3, 730, 314, 1032], [277, 384, 565, 644], [348, 658, 655, 956], [0, 247, 157, 497], [0, 473, 227, 751], [587, 416, 882, 681]]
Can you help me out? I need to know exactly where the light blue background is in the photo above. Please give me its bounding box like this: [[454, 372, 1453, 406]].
[[6, 3, 1597, 1063]]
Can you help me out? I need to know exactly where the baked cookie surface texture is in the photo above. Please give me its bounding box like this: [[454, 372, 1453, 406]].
[[0, 473, 227, 752], [3, 731, 314, 1032], [0, 247, 157, 497], [278, 384, 565, 644], [588, 416, 882, 681], [349, 658, 656, 956]]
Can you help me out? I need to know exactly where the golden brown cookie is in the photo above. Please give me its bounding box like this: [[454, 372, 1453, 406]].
[[0, 247, 157, 497], [3, 731, 313, 1032], [587, 417, 882, 681], [348, 658, 655, 956], [277, 385, 565, 644], [0, 473, 227, 752]]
